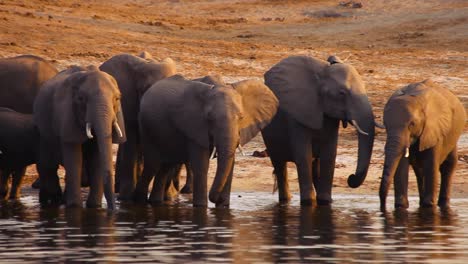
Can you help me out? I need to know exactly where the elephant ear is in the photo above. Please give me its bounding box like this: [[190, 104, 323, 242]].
[[168, 76, 213, 148], [57, 72, 89, 143], [264, 56, 329, 130], [418, 81, 452, 151], [231, 79, 279, 145]]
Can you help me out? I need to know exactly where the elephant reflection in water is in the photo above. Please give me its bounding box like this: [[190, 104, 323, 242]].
[[382, 207, 457, 262]]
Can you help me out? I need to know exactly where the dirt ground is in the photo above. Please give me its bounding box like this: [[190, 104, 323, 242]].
[[1, 0, 467, 201]]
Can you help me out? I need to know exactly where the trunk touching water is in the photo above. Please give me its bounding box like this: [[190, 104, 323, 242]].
[[208, 125, 238, 205], [379, 135, 405, 210], [91, 103, 116, 210], [347, 94, 376, 188]]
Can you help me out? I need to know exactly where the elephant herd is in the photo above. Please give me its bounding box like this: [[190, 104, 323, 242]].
[[0, 53, 465, 211]]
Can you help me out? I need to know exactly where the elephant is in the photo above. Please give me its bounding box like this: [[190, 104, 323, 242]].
[[0, 55, 58, 113], [99, 52, 176, 200], [33, 66, 126, 209], [379, 80, 466, 210], [262, 55, 376, 206], [0, 108, 39, 199], [0, 54, 58, 188], [136, 74, 278, 207]]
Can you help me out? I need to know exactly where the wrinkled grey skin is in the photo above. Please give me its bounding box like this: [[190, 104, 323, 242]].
[[0, 108, 39, 199], [379, 80, 466, 211], [99, 52, 176, 200], [0, 55, 58, 113], [0, 55, 58, 189], [169, 75, 226, 194], [137, 74, 278, 207], [33, 66, 126, 209], [262, 55, 375, 206]]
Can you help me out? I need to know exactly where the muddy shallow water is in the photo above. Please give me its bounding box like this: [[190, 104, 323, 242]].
[[1, 193, 468, 263]]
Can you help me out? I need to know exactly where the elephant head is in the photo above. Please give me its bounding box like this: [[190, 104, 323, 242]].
[[264, 55, 375, 188], [379, 80, 461, 209], [146, 75, 278, 206], [34, 66, 126, 208], [100, 53, 176, 124]]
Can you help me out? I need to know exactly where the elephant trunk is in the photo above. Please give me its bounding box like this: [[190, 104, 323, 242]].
[[90, 102, 116, 209], [208, 125, 238, 205], [379, 134, 405, 211], [347, 94, 375, 188]]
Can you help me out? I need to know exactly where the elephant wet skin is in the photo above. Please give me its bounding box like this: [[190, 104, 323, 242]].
[[379, 80, 466, 210], [262, 55, 376, 206], [0, 108, 39, 199], [136, 74, 278, 207], [33, 66, 126, 209], [100, 52, 176, 200]]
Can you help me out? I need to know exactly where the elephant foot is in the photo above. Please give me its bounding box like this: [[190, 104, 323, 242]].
[[8, 193, 19, 200], [180, 184, 193, 194], [0, 191, 7, 200], [300, 199, 316, 207], [149, 199, 164, 206], [395, 201, 409, 209], [85, 202, 101, 209], [317, 199, 332, 206], [438, 198, 450, 208], [133, 191, 148, 204], [420, 200, 435, 208], [215, 202, 230, 208], [118, 192, 134, 202], [31, 178, 40, 189]]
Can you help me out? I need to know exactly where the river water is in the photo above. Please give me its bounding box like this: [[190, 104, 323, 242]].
[[1, 192, 468, 263]]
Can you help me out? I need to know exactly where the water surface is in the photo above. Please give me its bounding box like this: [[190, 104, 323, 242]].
[[1, 193, 468, 263]]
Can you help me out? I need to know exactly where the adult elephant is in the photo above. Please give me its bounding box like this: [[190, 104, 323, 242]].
[[262, 55, 375, 206], [33, 66, 126, 209], [0, 55, 58, 113], [379, 80, 466, 210], [0, 55, 58, 189], [137, 75, 278, 207], [99, 52, 176, 200], [0, 108, 38, 199]]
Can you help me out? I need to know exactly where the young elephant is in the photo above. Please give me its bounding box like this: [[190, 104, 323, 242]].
[[33, 66, 126, 209], [379, 80, 466, 210], [0, 108, 39, 199], [137, 74, 278, 207]]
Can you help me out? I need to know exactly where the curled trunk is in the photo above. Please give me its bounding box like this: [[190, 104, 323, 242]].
[[347, 94, 375, 188]]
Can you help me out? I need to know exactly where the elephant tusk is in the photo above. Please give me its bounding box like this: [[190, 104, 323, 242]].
[[113, 121, 123, 138], [375, 121, 385, 129], [405, 147, 410, 158], [351, 120, 369, 136], [210, 147, 217, 159], [86, 123, 94, 139], [238, 144, 245, 156]]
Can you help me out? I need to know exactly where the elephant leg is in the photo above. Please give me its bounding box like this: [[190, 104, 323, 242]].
[[38, 141, 62, 205], [315, 118, 339, 205], [62, 143, 83, 208], [216, 163, 234, 208], [115, 131, 139, 201], [438, 148, 457, 208], [421, 150, 438, 207], [290, 122, 316, 206], [9, 167, 26, 200], [86, 142, 104, 208], [148, 163, 173, 205], [114, 146, 123, 193], [0, 169, 11, 199], [189, 142, 210, 207], [394, 157, 409, 208], [164, 164, 182, 201], [180, 163, 193, 194], [411, 159, 425, 206], [134, 141, 160, 204], [272, 159, 290, 203]]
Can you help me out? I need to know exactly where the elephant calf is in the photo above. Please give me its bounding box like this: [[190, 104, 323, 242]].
[[0, 108, 39, 199], [379, 80, 466, 210]]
